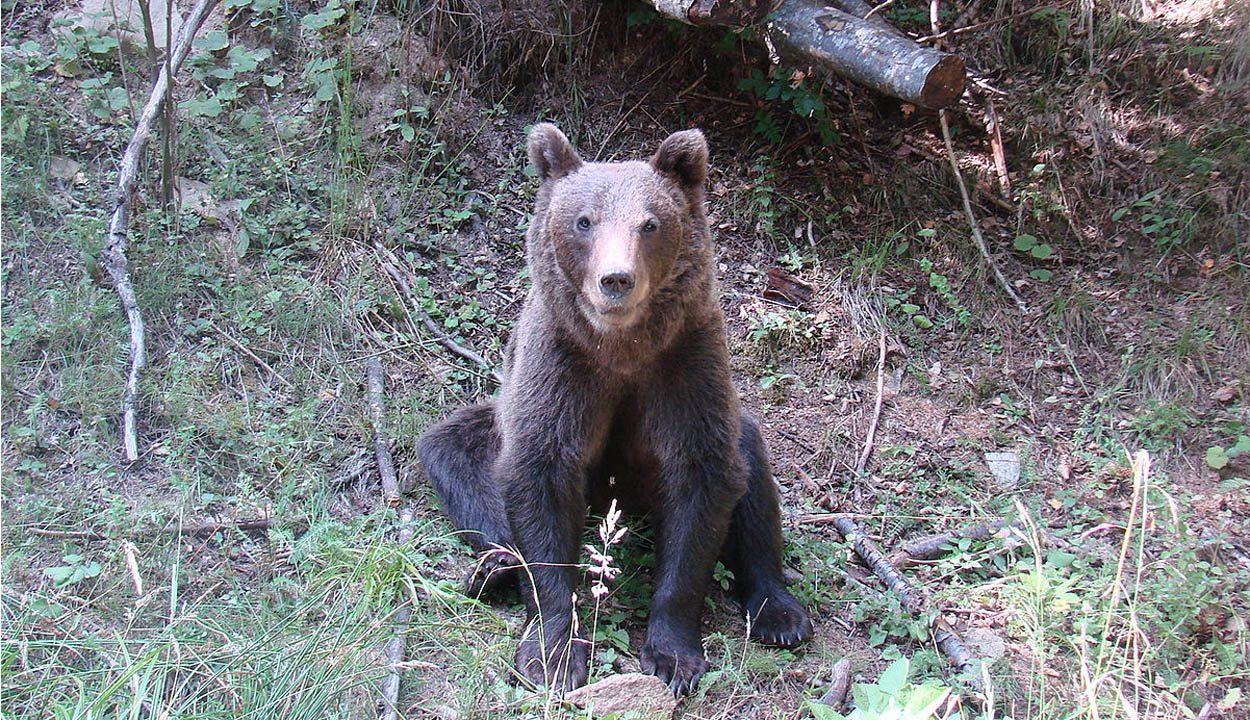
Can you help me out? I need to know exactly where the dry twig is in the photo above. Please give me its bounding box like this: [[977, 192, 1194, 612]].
[[31, 516, 280, 540], [367, 357, 401, 504], [104, 0, 221, 460], [893, 520, 1012, 566], [367, 358, 417, 720], [854, 330, 887, 475], [833, 516, 983, 690], [927, 0, 1027, 314], [208, 318, 293, 387], [373, 244, 503, 385], [818, 658, 853, 709]]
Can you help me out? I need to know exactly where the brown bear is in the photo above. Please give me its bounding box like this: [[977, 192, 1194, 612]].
[[418, 124, 813, 695]]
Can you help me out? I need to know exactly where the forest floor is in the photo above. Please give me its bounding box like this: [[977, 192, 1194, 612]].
[[2, 0, 1248, 718]]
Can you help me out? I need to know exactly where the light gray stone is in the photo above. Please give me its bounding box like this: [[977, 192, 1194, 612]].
[[56, 0, 185, 53], [985, 451, 1020, 488], [564, 673, 677, 719]]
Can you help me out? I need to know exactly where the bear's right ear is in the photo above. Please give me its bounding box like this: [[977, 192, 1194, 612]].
[[527, 123, 582, 182]]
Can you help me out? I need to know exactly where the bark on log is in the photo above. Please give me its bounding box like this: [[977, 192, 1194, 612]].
[[644, 0, 965, 108], [833, 516, 984, 691]]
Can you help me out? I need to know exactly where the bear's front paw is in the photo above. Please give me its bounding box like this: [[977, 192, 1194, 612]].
[[745, 589, 813, 648], [514, 628, 589, 694], [640, 637, 709, 696], [463, 549, 519, 599]]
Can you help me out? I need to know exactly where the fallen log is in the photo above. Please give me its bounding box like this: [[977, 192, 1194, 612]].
[[644, 0, 965, 108]]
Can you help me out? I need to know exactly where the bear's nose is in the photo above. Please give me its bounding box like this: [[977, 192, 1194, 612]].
[[599, 270, 635, 300]]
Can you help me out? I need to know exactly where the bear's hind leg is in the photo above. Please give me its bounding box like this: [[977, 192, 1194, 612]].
[[417, 402, 516, 596], [723, 412, 814, 647]]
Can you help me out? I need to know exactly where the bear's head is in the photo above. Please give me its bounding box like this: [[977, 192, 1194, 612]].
[[526, 123, 710, 335]]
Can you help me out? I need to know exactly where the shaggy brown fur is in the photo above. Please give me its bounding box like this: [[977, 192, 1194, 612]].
[[418, 124, 812, 695]]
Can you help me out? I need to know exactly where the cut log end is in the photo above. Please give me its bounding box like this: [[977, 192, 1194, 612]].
[[921, 54, 967, 108]]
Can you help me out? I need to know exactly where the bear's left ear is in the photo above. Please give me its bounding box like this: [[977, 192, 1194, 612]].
[[650, 129, 708, 191]]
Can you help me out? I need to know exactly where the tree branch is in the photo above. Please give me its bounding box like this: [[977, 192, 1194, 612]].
[[104, 0, 221, 461]]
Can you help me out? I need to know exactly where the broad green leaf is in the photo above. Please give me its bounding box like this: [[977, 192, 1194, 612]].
[[196, 30, 229, 52], [878, 657, 910, 694], [902, 684, 951, 720], [1206, 446, 1229, 469], [1030, 243, 1054, 259], [1014, 234, 1038, 251], [806, 701, 846, 720]]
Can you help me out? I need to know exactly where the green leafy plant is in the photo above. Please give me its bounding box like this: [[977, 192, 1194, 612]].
[[1207, 435, 1250, 469], [44, 553, 103, 588], [738, 67, 840, 145], [808, 658, 957, 720]]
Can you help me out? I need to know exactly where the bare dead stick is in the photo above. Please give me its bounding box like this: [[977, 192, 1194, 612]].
[[30, 516, 282, 540], [854, 330, 887, 475], [832, 516, 984, 690], [937, 110, 1027, 314], [926, 0, 1026, 315], [380, 506, 416, 720], [892, 520, 1012, 565], [104, 0, 221, 461], [373, 245, 503, 385], [207, 319, 293, 387], [364, 356, 413, 720], [818, 657, 852, 709], [366, 357, 400, 504]]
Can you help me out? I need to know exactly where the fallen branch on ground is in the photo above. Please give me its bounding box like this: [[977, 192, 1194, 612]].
[[367, 357, 401, 505], [818, 657, 852, 709], [31, 516, 283, 540], [367, 357, 416, 720], [832, 516, 984, 690], [892, 520, 1012, 566], [832, 287, 986, 690], [104, 0, 221, 461], [374, 244, 504, 385], [854, 330, 887, 475]]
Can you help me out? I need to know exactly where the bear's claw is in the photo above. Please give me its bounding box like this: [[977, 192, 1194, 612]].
[[745, 590, 814, 648]]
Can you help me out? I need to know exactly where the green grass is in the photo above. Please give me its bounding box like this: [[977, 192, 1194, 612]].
[[4, 1, 1250, 718]]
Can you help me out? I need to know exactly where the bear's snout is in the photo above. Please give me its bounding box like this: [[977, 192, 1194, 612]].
[[599, 270, 635, 300]]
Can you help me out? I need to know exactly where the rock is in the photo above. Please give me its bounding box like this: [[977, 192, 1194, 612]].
[[564, 673, 677, 719], [984, 451, 1020, 488], [55, 0, 184, 54], [49, 156, 83, 183], [964, 627, 1007, 660]]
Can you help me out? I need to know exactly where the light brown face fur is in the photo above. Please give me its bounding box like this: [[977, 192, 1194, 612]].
[[526, 124, 709, 335], [548, 163, 686, 330]]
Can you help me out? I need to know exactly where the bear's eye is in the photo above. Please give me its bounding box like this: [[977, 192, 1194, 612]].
[[576, 217, 592, 232], [641, 219, 658, 233]]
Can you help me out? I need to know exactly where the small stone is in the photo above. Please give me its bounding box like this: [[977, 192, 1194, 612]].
[[564, 673, 677, 719], [984, 451, 1020, 488], [49, 155, 81, 182], [783, 567, 803, 586], [432, 705, 460, 720], [964, 628, 1007, 660]]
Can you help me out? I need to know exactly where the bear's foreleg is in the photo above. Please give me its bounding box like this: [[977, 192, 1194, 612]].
[[499, 436, 591, 692], [723, 412, 815, 647], [638, 361, 748, 695], [416, 402, 518, 596]]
